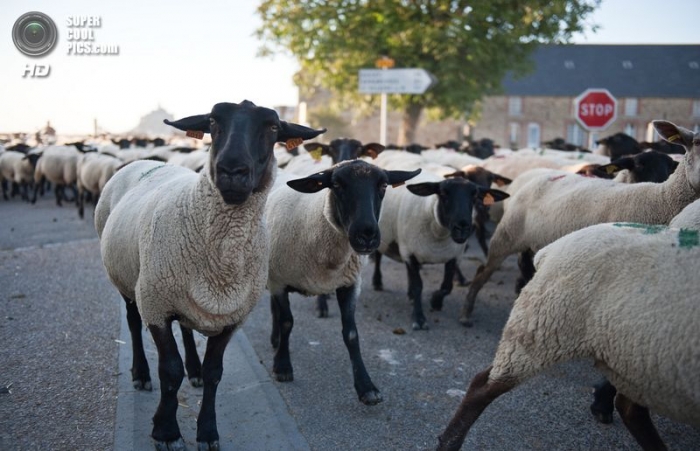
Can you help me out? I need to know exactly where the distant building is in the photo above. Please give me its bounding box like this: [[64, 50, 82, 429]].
[[129, 106, 175, 137], [476, 44, 700, 149]]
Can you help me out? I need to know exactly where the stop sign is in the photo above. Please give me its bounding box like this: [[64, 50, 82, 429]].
[[574, 88, 618, 131]]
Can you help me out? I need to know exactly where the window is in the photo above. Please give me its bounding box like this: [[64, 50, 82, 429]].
[[527, 123, 540, 148], [694, 124, 700, 134], [566, 123, 585, 146], [625, 98, 638, 117], [509, 123, 520, 148], [588, 132, 599, 150], [624, 124, 636, 139], [693, 100, 700, 118], [508, 97, 522, 116]]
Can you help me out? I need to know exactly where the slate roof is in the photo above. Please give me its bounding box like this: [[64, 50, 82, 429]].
[[501, 44, 700, 98]]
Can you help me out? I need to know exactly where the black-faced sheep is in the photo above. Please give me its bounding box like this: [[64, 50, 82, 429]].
[[265, 160, 420, 404], [95, 100, 324, 449], [461, 121, 700, 327]]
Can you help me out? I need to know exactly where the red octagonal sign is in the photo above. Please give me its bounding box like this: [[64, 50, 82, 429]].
[[574, 88, 618, 131]]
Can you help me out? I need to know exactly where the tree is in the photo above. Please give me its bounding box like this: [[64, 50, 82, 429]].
[[256, 0, 600, 144]]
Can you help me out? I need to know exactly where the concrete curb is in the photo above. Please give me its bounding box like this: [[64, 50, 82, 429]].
[[113, 301, 310, 451]]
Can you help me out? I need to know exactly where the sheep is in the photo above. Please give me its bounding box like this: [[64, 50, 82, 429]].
[[265, 160, 421, 405], [436, 222, 700, 451], [670, 198, 700, 229], [0, 151, 24, 200], [31, 145, 83, 206], [372, 170, 509, 330], [281, 139, 385, 317], [421, 148, 484, 170], [76, 152, 122, 218], [603, 150, 679, 183], [594, 132, 642, 159], [460, 120, 700, 327], [95, 100, 324, 449]]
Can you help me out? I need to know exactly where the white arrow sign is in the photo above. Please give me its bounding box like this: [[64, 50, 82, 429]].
[[359, 68, 437, 94]]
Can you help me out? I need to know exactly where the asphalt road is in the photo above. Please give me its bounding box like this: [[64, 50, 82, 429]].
[[1, 193, 698, 450]]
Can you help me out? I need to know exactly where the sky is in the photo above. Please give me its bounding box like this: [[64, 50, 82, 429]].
[[1, 0, 698, 135]]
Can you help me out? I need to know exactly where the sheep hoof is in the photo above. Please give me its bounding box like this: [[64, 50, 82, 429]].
[[360, 389, 383, 405], [315, 307, 328, 318], [430, 293, 444, 311], [189, 377, 203, 388], [197, 440, 220, 451], [412, 321, 430, 331], [153, 437, 185, 451], [133, 379, 152, 391], [590, 408, 614, 424], [373, 283, 383, 291], [458, 317, 473, 328], [274, 371, 294, 382]]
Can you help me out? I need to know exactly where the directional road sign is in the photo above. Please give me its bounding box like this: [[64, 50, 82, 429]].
[[359, 68, 437, 94]]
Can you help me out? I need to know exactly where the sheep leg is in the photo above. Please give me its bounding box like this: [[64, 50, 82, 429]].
[[149, 322, 185, 449], [196, 326, 235, 449], [78, 187, 85, 219], [122, 294, 152, 391], [515, 249, 536, 295], [437, 366, 515, 451], [590, 377, 617, 424], [55, 184, 64, 206], [179, 325, 203, 387], [372, 251, 383, 291], [406, 256, 428, 330], [1, 180, 8, 201], [269, 296, 280, 349], [461, 233, 515, 327], [31, 178, 42, 204], [615, 393, 667, 451], [475, 206, 491, 257], [271, 292, 294, 382], [336, 284, 382, 405], [315, 294, 330, 318], [430, 258, 457, 311]]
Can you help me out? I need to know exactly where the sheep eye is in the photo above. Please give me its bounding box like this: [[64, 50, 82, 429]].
[[270, 125, 279, 133], [332, 181, 342, 190]]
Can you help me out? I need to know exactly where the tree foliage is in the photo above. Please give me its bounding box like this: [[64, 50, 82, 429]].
[[257, 0, 600, 143]]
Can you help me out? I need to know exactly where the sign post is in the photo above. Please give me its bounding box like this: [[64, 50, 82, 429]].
[[574, 88, 617, 149], [359, 66, 436, 145]]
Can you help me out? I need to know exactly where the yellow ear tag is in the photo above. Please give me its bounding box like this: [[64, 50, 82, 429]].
[[286, 137, 304, 150], [367, 149, 378, 159], [309, 148, 323, 161], [186, 130, 204, 140], [483, 193, 495, 206], [667, 133, 681, 142], [391, 181, 405, 188], [604, 165, 619, 175]]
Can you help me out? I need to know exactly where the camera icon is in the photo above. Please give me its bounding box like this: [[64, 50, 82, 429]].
[[12, 11, 58, 57]]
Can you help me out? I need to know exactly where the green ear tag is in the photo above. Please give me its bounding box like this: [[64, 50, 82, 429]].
[[309, 148, 323, 161]]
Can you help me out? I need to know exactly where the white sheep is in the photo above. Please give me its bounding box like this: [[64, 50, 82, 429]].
[[31, 145, 82, 206], [76, 152, 122, 218], [670, 198, 700, 229], [373, 168, 509, 330], [95, 100, 324, 450], [265, 160, 420, 405], [437, 222, 700, 451], [461, 120, 700, 326], [0, 151, 23, 200]]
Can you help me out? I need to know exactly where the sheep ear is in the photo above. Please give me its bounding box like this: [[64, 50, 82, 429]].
[[278, 122, 326, 143], [360, 143, 385, 159], [387, 169, 421, 188], [164, 114, 211, 133], [304, 142, 330, 160], [492, 174, 512, 187], [444, 171, 466, 179], [671, 160, 680, 171], [653, 121, 694, 148], [286, 170, 333, 193], [479, 188, 509, 206], [407, 180, 441, 197]]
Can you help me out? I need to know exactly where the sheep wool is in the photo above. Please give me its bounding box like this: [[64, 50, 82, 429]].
[[490, 222, 700, 426], [670, 198, 700, 230], [96, 160, 272, 335]]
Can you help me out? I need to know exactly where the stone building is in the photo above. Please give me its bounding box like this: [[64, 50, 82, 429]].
[[298, 44, 700, 149], [476, 44, 700, 149]]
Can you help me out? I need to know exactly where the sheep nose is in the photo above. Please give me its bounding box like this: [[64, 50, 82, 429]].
[[218, 164, 250, 178]]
